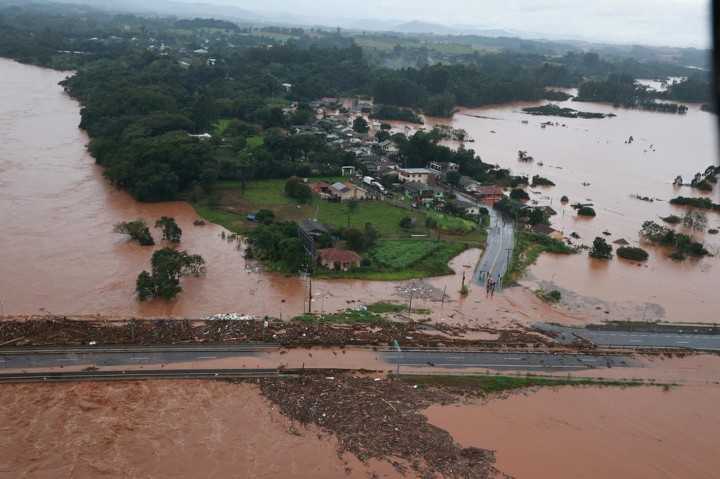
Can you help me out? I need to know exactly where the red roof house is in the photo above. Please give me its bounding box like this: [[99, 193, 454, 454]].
[[317, 248, 362, 271]]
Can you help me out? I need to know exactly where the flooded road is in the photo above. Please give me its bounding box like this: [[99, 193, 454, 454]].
[[1, 57, 718, 323], [432, 96, 720, 322]]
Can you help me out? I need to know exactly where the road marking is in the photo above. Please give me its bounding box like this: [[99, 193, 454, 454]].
[[130, 357, 149, 360], [196, 356, 218, 359], [446, 356, 465, 359], [580, 358, 596, 362], [676, 341, 689, 344], [56, 359, 74, 362], [505, 357, 522, 360], [629, 340, 643, 343]]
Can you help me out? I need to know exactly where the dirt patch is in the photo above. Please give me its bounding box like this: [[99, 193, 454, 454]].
[[244, 373, 506, 479]]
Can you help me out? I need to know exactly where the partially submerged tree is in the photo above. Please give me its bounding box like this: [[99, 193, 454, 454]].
[[589, 237, 613, 259], [136, 247, 206, 300], [155, 216, 182, 243], [113, 219, 155, 246], [682, 208, 708, 231]]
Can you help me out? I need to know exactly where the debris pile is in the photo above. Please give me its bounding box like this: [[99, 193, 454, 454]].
[[0, 316, 552, 349], [247, 373, 504, 479]]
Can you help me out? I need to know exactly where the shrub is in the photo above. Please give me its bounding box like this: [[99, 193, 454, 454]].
[[548, 290, 561, 301], [399, 216, 414, 229], [661, 215, 681, 224], [709, 229, 719, 234], [617, 246, 649, 261], [560, 195, 569, 203], [577, 206, 596, 217]]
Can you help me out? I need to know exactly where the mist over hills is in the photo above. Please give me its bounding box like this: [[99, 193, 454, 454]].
[[23, 0, 697, 50]]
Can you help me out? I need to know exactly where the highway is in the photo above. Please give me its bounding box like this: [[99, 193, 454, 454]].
[[473, 207, 514, 288], [378, 349, 640, 372], [534, 323, 720, 351], [0, 368, 279, 384], [0, 344, 277, 370]]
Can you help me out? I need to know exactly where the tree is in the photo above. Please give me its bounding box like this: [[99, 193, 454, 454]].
[[352, 116, 369, 133], [399, 216, 414, 229], [346, 199, 358, 227], [577, 206, 596, 217], [154, 216, 182, 243], [640, 220, 676, 245], [136, 247, 206, 300], [285, 176, 312, 203], [616, 246, 649, 261], [445, 170, 461, 187], [682, 208, 708, 231], [589, 237, 613, 259], [510, 188, 530, 201], [342, 228, 367, 252], [113, 219, 155, 246]]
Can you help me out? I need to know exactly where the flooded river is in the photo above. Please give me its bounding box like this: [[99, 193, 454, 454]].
[[1, 57, 718, 322], [432, 95, 720, 322]]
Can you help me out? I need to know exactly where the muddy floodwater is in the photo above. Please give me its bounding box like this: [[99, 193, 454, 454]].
[[1, 57, 719, 322], [425, 385, 720, 479], [0, 380, 407, 479], [427, 98, 720, 322]]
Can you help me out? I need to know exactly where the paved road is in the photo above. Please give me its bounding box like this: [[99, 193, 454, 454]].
[[0, 344, 276, 370], [473, 207, 514, 288], [534, 323, 720, 351], [378, 349, 639, 372], [0, 368, 279, 384]]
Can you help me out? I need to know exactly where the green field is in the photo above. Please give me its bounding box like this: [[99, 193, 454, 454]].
[[208, 178, 429, 237], [194, 178, 483, 279], [373, 239, 440, 268]]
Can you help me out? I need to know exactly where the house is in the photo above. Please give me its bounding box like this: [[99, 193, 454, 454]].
[[458, 175, 481, 193], [379, 140, 398, 154], [528, 223, 563, 241], [538, 205, 558, 216], [317, 248, 362, 271], [312, 181, 368, 201], [456, 199, 481, 216], [398, 167, 432, 185], [341, 166, 356, 177], [403, 181, 433, 202], [427, 161, 459, 175], [298, 219, 332, 238], [473, 185, 504, 205]]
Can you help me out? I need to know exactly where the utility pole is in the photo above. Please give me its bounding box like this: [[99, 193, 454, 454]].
[[440, 285, 447, 321], [308, 278, 313, 314], [408, 290, 414, 314]]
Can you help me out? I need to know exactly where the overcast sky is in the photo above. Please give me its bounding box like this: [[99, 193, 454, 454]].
[[172, 0, 712, 48]]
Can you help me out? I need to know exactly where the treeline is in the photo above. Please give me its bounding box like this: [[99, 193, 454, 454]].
[[576, 73, 688, 113]]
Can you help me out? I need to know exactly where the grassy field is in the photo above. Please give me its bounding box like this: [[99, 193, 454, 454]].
[[208, 178, 430, 237], [194, 178, 485, 279]]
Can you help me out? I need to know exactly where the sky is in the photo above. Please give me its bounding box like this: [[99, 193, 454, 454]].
[[170, 0, 712, 48]]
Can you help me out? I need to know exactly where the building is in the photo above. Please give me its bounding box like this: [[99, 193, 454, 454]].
[[310, 181, 368, 201], [455, 199, 481, 216], [427, 161, 459, 175], [317, 248, 362, 271], [528, 223, 563, 241], [398, 167, 432, 185], [473, 185, 504, 205]]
